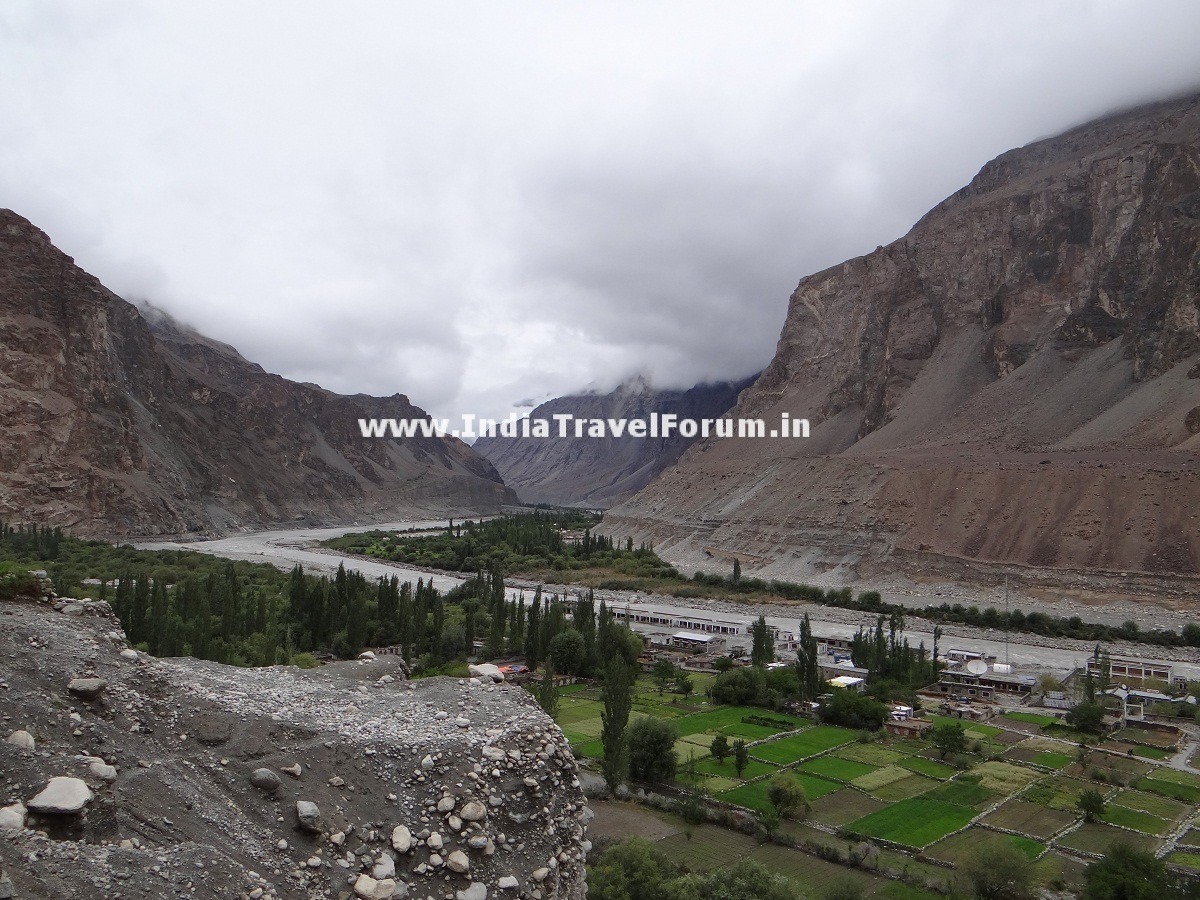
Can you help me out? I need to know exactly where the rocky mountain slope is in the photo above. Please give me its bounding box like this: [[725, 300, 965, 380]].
[[474, 375, 753, 507], [0, 209, 515, 538], [0, 586, 589, 899], [604, 93, 1200, 586]]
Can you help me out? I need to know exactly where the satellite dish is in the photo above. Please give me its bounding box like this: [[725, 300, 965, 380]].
[[966, 659, 989, 675]]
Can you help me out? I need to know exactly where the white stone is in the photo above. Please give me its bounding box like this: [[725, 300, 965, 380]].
[[468, 663, 504, 682], [0, 802, 26, 831], [446, 850, 470, 874], [27, 777, 93, 814], [427, 832, 443, 850], [459, 800, 487, 822], [5, 730, 34, 751], [437, 795, 456, 813], [391, 824, 412, 853], [456, 883, 488, 900], [372, 854, 396, 880], [531, 868, 550, 883], [120, 649, 139, 660], [498, 876, 519, 890], [89, 761, 118, 782]]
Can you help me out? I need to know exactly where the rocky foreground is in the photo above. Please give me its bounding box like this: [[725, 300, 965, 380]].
[[0, 590, 589, 899]]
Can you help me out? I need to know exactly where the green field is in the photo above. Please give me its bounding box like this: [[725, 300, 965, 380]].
[[1112, 789, 1187, 821], [1100, 804, 1169, 835], [925, 827, 1044, 866], [897, 756, 956, 779], [1002, 711, 1058, 727], [981, 798, 1076, 839], [674, 706, 803, 737], [1024, 776, 1095, 811], [752, 726, 856, 763], [833, 743, 907, 767], [1170, 851, 1200, 873], [1030, 752, 1074, 770], [693, 755, 778, 781], [719, 772, 841, 811], [808, 788, 888, 826], [1057, 823, 1160, 856], [847, 797, 976, 847], [1135, 777, 1200, 804], [925, 778, 998, 809], [798, 755, 878, 782], [870, 773, 941, 802], [929, 715, 1003, 738], [655, 824, 760, 872]]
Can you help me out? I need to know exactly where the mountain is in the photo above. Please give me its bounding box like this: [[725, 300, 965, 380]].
[[604, 93, 1200, 583], [0, 210, 515, 537], [473, 374, 754, 507]]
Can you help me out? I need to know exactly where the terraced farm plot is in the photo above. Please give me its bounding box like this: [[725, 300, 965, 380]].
[[808, 789, 888, 826], [752, 726, 856, 764], [656, 824, 760, 872], [562, 728, 590, 745], [1058, 823, 1160, 855], [833, 743, 906, 767], [925, 827, 1044, 866], [1024, 776, 1094, 811], [693, 773, 739, 794], [847, 797, 976, 847], [1136, 776, 1200, 804], [1034, 852, 1088, 890], [1112, 789, 1187, 821], [1114, 727, 1177, 748], [929, 716, 1002, 738], [852, 765, 915, 793], [557, 700, 604, 724], [897, 756, 956, 779], [574, 739, 603, 758], [981, 798, 1076, 839], [1178, 829, 1200, 848], [719, 772, 841, 812], [1170, 852, 1200, 873], [1132, 745, 1173, 760], [871, 773, 940, 802], [746, 844, 883, 895], [1100, 804, 1169, 835], [799, 756, 878, 782], [925, 779, 998, 810], [1030, 752, 1073, 770], [675, 707, 803, 737], [1002, 712, 1058, 728], [676, 732, 718, 754], [970, 762, 1041, 794], [694, 756, 777, 781]]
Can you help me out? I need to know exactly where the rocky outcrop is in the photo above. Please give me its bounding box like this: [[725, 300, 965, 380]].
[[0, 587, 588, 899], [0, 209, 516, 537], [474, 375, 754, 507], [606, 93, 1200, 582]]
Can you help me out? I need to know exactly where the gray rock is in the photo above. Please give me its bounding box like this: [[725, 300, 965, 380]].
[[446, 849, 470, 873], [391, 824, 412, 853], [295, 800, 323, 833], [0, 802, 27, 831], [89, 760, 118, 783], [67, 677, 107, 700], [459, 800, 487, 822], [498, 875, 519, 890], [281, 762, 303, 778], [372, 853, 396, 879], [27, 776, 94, 814], [250, 768, 282, 792], [456, 883, 488, 900], [5, 729, 34, 751], [353, 874, 397, 900]]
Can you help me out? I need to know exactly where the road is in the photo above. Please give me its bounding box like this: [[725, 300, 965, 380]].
[[138, 523, 1200, 682]]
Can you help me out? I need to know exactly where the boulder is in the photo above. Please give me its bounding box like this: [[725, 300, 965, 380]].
[[468, 663, 504, 682], [250, 768, 282, 792], [295, 800, 323, 833], [89, 760, 118, 783], [459, 800, 487, 822], [446, 849, 470, 874], [27, 777, 93, 814], [0, 802, 27, 831], [67, 677, 107, 701], [391, 824, 412, 853], [353, 874, 398, 900], [5, 730, 34, 751], [456, 883, 488, 900]]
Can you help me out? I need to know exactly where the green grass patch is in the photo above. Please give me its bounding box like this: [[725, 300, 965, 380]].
[[925, 778, 998, 809], [1057, 823, 1159, 856], [1178, 828, 1200, 848], [1002, 711, 1058, 727], [1169, 852, 1200, 873], [926, 827, 1045, 866], [1030, 752, 1074, 770], [847, 797, 975, 848], [751, 726, 856, 764], [797, 756, 878, 782], [929, 715, 1002, 738], [807, 789, 887, 827], [970, 761, 1041, 793], [897, 756, 957, 779], [1114, 727, 1177, 748], [871, 773, 941, 802], [655, 824, 760, 872], [981, 798, 1076, 839], [674, 706, 803, 737], [1135, 777, 1200, 804], [1112, 789, 1187, 820], [693, 756, 778, 781], [719, 773, 840, 812], [1131, 745, 1173, 760], [1100, 804, 1169, 835], [1024, 776, 1094, 811], [833, 743, 907, 767], [556, 699, 605, 724]]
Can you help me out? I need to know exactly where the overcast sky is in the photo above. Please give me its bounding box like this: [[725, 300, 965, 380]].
[[3, 2, 1200, 424]]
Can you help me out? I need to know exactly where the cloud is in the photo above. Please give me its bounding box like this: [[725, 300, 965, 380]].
[[2, 1, 1199, 424]]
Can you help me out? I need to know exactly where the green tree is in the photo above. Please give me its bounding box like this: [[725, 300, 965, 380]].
[[627, 718, 679, 783], [732, 739, 749, 777], [1067, 701, 1107, 734], [751, 615, 774, 667], [713, 656, 734, 674], [674, 672, 694, 701], [931, 721, 969, 759], [588, 837, 679, 900], [601, 655, 634, 791], [538, 658, 560, 719], [663, 859, 799, 900], [1083, 843, 1177, 900], [1078, 788, 1106, 823], [766, 774, 809, 820], [960, 841, 1037, 900], [653, 658, 677, 694], [548, 626, 585, 676], [731, 558, 741, 584], [819, 690, 887, 731], [709, 734, 730, 765]]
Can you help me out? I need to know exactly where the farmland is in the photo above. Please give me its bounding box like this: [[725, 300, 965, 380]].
[[552, 675, 1200, 896]]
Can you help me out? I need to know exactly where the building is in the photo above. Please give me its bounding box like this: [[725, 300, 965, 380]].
[[828, 675, 866, 692], [668, 631, 727, 654], [1104, 686, 1177, 722], [1087, 656, 1180, 690], [933, 668, 1035, 702], [884, 718, 933, 738]]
